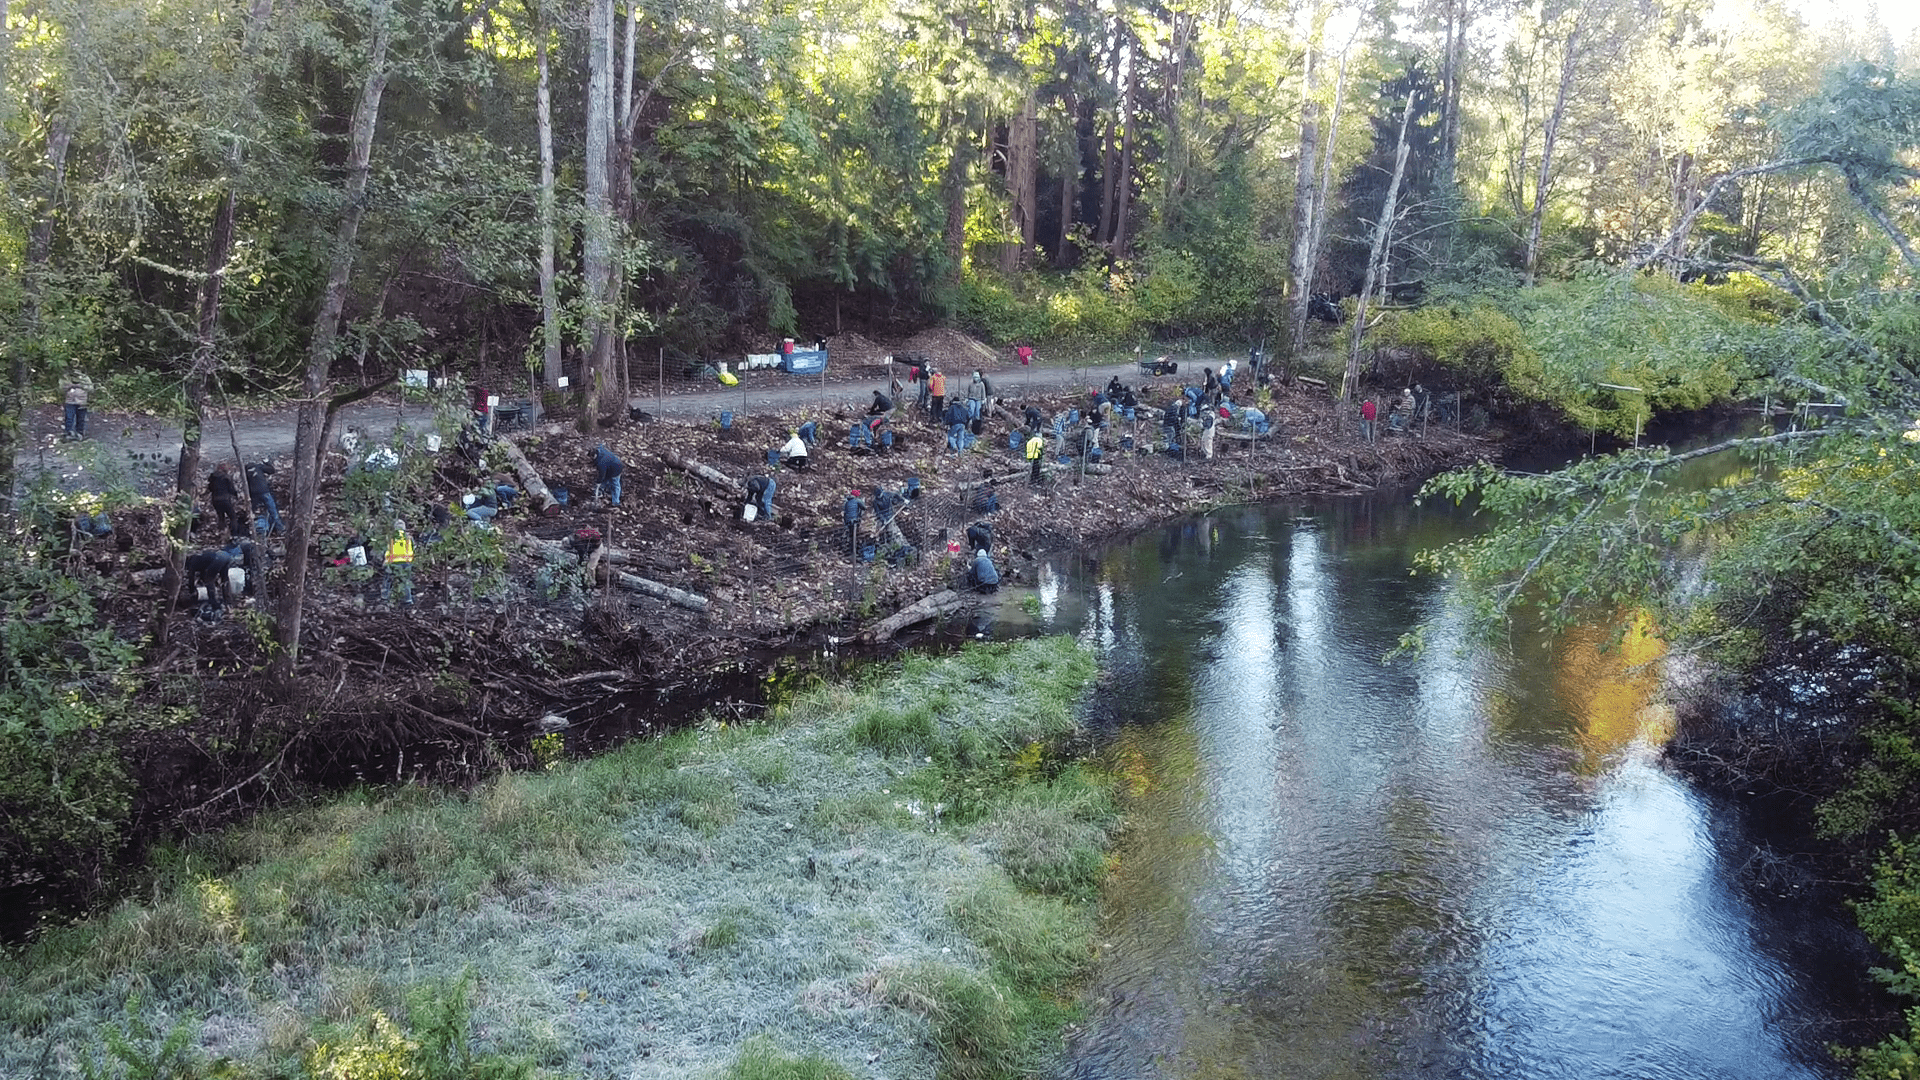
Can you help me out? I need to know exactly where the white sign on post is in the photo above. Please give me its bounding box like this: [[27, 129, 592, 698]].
[[557, 376, 569, 388], [402, 368, 429, 388], [486, 395, 500, 407]]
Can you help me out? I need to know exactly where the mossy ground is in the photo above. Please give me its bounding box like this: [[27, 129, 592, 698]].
[[0, 636, 1108, 1079]]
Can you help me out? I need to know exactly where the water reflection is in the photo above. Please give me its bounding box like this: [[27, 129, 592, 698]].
[[1043, 492, 1857, 1080]]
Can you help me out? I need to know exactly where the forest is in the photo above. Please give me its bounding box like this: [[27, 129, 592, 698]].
[[4, 0, 1920, 1075]]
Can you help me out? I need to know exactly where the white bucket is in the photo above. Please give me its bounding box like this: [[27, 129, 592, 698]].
[[227, 567, 246, 594], [347, 545, 367, 566], [741, 503, 758, 522], [195, 586, 208, 601], [426, 433, 442, 452]]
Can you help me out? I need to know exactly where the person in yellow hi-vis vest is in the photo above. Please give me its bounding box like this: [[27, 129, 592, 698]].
[[1025, 432, 1045, 485], [383, 519, 416, 607]]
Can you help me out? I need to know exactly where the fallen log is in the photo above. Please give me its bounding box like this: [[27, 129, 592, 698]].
[[862, 589, 964, 642], [515, 534, 643, 568], [661, 450, 739, 493], [507, 534, 709, 610], [594, 563, 712, 612], [494, 435, 563, 516], [955, 465, 1035, 493]]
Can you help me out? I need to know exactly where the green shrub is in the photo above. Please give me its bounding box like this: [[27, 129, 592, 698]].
[[1369, 305, 1543, 395]]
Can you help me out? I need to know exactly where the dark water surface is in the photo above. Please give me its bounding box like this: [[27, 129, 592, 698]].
[[989, 478, 1871, 1079]]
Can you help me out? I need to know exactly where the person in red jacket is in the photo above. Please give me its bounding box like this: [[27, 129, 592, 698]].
[[1360, 398, 1377, 444]]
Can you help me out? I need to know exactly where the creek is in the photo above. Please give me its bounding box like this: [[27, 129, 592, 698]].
[[977, 432, 1883, 1079]]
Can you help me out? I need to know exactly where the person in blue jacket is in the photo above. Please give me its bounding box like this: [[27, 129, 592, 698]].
[[746, 475, 776, 520], [968, 549, 999, 593], [592, 444, 624, 505], [843, 490, 864, 554]]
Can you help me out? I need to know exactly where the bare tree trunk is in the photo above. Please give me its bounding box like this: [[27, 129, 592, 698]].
[[1846, 168, 1920, 275], [1343, 91, 1415, 402], [1095, 27, 1120, 246], [943, 119, 969, 285], [1523, 21, 1580, 286], [1113, 36, 1136, 258], [536, 10, 562, 388], [1285, 46, 1320, 363], [158, 0, 275, 642], [4, 109, 70, 524], [578, 0, 616, 432], [1439, 0, 1466, 185], [1056, 86, 1077, 267], [1660, 149, 1696, 264], [1004, 89, 1038, 271], [1309, 47, 1350, 277], [273, 0, 392, 690]]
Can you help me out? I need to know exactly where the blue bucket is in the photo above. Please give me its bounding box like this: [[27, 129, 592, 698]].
[[720, 411, 733, 430]]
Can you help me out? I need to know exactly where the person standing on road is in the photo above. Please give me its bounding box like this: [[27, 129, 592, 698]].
[[246, 460, 286, 535], [63, 370, 94, 439], [1360, 398, 1377, 444], [928, 368, 947, 421]]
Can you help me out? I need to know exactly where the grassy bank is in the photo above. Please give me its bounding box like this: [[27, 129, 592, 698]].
[[0, 637, 1108, 1080]]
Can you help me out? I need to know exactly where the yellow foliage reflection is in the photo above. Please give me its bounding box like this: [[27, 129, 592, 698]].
[[1555, 611, 1674, 773]]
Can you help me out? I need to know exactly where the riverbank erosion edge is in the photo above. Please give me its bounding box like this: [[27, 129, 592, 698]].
[[8, 376, 1492, 927], [0, 636, 1109, 1079]]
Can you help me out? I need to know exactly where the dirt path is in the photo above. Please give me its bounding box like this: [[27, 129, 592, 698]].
[[14, 358, 1167, 491]]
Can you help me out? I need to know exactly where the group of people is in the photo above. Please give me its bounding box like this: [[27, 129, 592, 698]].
[[1356, 385, 1429, 444]]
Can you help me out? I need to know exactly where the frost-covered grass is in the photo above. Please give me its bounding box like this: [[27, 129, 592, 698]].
[[0, 636, 1108, 1079]]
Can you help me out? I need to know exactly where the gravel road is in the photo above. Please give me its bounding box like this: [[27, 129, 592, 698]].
[[15, 357, 1187, 491]]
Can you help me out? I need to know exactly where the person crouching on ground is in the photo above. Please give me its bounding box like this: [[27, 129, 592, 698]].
[[968, 549, 1000, 593], [592, 444, 624, 505], [383, 519, 415, 607], [746, 474, 776, 520], [781, 429, 810, 470], [869, 389, 893, 416]]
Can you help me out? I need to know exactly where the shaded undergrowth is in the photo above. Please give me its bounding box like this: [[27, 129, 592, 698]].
[[1, 635, 1109, 1080]]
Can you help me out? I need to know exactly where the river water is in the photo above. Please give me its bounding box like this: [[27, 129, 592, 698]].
[[985, 471, 1879, 1079]]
